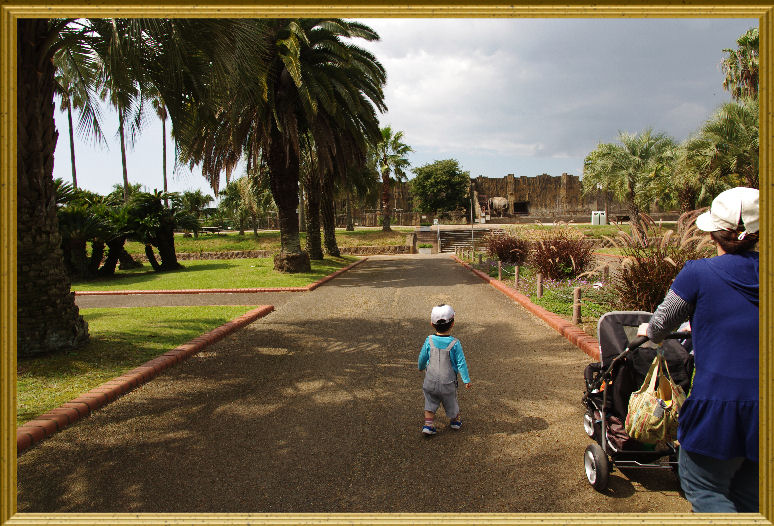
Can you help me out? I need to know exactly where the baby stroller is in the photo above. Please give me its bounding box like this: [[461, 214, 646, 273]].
[[581, 311, 693, 491]]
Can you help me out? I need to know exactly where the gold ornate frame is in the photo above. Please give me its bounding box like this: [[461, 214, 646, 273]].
[[1, 2, 771, 525]]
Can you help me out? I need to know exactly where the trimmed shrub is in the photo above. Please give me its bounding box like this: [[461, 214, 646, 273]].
[[484, 232, 530, 264], [527, 225, 595, 280], [607, 212, 714, 312]]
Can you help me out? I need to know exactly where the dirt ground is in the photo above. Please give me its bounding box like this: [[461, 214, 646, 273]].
[[18, 254, 690, 514]]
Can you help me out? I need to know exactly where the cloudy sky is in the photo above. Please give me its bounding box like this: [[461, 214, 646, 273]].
[[52, 17, 757, 199]]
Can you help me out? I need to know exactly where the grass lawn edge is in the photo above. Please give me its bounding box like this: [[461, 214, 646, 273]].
[[74, 257, 368, 295], [450, 254, 601, 362], [16, 305, 275, 455]]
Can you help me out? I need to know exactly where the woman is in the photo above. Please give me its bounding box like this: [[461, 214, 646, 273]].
[[640, 187, 759, 513]]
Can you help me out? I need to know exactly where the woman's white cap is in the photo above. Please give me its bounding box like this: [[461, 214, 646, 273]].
[[431, 304, 455, 324], [695, 187, 759, 235]]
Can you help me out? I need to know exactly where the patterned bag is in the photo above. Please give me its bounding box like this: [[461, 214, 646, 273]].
[[625, 353, 686, 444]]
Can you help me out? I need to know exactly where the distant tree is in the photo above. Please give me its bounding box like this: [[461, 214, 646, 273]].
[[721, 28, 758, 101], [218, 179, 250, 235], [582, 129, 676, 244], [679, 98, 758, 207], [375, 126, 412, 231], [410, 159, 470, 215], [53, 47, 105, 189], [180, 189, 214, 237]]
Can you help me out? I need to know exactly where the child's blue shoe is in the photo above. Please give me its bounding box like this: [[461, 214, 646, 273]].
[[422, 425, 437, 435], [450, 419, 462, 430]]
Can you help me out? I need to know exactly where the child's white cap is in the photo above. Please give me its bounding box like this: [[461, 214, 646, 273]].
[[431, 304, 455, 325]]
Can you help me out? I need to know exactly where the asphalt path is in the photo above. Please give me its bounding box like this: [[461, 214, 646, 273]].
[[17, 254, 690, 513]]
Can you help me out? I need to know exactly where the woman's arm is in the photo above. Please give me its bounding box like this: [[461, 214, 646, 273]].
[[645, 289, 694, 343]]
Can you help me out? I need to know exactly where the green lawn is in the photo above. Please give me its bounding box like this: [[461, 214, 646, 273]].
[[123, 228, 412, 256], [73, 256, 358, 291], [17, 305, 259, 426]]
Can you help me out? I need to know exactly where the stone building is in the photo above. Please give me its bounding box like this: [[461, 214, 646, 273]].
[[341, 172, 677, 226]]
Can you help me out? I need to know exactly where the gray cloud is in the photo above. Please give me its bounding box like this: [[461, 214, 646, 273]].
[[357, 18, 757, 177]]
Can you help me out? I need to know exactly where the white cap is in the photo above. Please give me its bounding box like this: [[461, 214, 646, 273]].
[[431, 304, 455, 325], [695, 187, 759, 236]]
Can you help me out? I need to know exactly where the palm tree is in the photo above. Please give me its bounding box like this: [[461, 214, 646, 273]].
[[679, 98, 758, 204], [178, 19, 386, 272], [721, 28, 758, 101], [53, 46, 105, 189], [299, 136, 324, 260], [343, 148, 381, 230], [218, 179, 250, 235], [17, 18, 264, 356], [147, 86, 170, 206], [582, 129, 677, 243], [375, 126, 412, 231], [180, 189, 214, 237], [83, 19, 152, 203]]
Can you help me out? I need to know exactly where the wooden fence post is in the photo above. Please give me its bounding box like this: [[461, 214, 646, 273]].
[[498, 261, 502, 281], [514, 265, 520, 288], [572, 287, 582, 325], [603, 265, 609, 281], [537, 273, 543, 298], [478, 254, 483, 265]]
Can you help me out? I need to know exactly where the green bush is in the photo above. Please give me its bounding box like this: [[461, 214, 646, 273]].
[[418, 243, 433, 248]]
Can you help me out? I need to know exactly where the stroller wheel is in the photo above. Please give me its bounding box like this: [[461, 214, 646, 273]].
[[583, 412, 595, 438], [584, 444, 609, 491]]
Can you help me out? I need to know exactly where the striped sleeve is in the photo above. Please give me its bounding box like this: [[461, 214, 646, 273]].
[[646, 289, 694, 343]]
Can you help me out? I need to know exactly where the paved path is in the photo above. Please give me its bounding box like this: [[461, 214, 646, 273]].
[[18, 255, 690, 513]]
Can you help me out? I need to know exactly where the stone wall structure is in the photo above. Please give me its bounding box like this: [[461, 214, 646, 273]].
[[471, 173, 623, 218], [340, 172, 678, 226]]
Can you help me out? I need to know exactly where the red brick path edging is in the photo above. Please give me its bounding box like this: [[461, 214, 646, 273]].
[[74, 257, 368, 295], [451, 255, 601, 362], [16, 305, 275, 455]]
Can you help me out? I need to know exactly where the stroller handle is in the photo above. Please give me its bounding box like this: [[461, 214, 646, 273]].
[[627, 331, 692, 351]]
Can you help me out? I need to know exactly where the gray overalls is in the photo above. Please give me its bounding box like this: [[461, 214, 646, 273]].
[[422, 337, 460, 417]]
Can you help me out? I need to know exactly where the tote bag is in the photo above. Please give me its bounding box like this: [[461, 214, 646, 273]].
[[625, 353, 686, 444]]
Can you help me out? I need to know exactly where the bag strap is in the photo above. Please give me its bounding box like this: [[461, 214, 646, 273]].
[[443, 338, 458, 352], [638, 355, 661, 394]]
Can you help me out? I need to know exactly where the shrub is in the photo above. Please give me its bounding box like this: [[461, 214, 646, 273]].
[[483, 232, 530, 264], [527, 224, 595, 280], [606, 212, 714, 311], [418, 243, 433, 248]]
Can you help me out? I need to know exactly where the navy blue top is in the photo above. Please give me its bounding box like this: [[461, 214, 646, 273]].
[[671, 251, 759, 461]]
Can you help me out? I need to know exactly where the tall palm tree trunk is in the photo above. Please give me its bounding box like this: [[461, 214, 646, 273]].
[[346, 191, 354, 231], [321, 170, 340, 257], [119, 111, 129, 202], [268, 136, 310, 272], [304, 173, 323, 260], [381, 170, 392, 232], [161, 116, 168, 207], [298, 185, 306, 232], [66, 99, 77, 188], [17, 19, 89, 357]]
